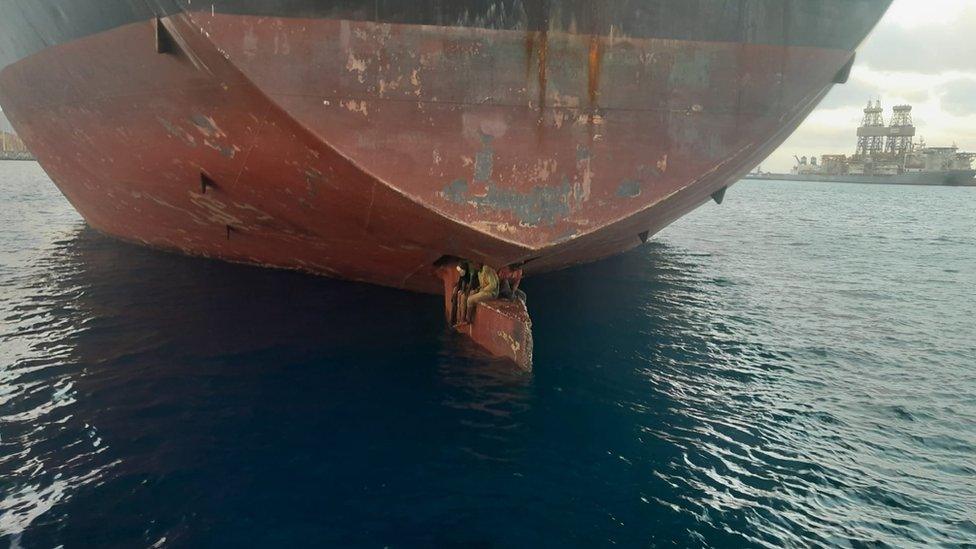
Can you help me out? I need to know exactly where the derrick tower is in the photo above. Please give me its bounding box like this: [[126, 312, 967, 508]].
[[885, 105, 916, 156], [855, 100, 886, 156]]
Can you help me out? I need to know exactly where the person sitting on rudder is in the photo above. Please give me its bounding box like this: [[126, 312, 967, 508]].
[[452, 260, 477, 325], [498, 263, 525, 302], [459, 262, 499, 325]]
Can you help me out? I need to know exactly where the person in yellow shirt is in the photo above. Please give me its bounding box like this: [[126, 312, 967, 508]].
[[458, 262, 499, 325]]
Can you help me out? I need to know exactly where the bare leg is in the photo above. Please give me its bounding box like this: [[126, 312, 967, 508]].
[[456, 290, 468, 326], [450, 287, 459, 325]]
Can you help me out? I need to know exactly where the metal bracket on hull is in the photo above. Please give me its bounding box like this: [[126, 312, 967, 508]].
[[834, 54, 856, 84], [711, 187, 728, 205], [154, 17, 173, 54], [151, 15, 214, 75], [200, 173, 216, 194], [639, 230, 650, 243]]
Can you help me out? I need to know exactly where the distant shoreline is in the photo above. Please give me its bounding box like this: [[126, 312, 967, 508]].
[[743, 172, 976, 187], [0, 152, 35, 161]]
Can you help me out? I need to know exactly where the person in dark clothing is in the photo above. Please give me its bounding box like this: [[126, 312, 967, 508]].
[[498, 263, 525, 301], [452, 261, 475, 326]]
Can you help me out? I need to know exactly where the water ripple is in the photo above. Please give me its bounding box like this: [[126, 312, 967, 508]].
[[1, 164, 975, 546]]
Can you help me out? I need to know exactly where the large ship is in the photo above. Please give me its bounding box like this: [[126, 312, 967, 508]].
[[746, 100, 976, 186], [0, 1, 892, 364]]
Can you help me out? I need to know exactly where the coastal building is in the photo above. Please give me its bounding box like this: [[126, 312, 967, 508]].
[[1, 110, 29, 155]]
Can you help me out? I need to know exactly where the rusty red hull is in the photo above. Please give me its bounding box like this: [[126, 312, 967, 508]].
[[0, 3, 891, 294]]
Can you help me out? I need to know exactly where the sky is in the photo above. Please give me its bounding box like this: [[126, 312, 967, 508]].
[[0, 110, 12, 134], [765, 0, 976, 171]]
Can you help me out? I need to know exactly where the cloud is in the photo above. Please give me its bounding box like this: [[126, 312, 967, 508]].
[[760, 0, 976, 171], [856, 5, 976, 74], [940, 79, 976, 116], [817, 78, 882, 110], [883, 0, 971, 27]]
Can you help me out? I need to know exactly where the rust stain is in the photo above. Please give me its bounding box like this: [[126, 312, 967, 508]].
[[532, 30, 550, 144], [587, 35, 604, 109], [524, 32, 535, 82], [536, 31, 549, 113]]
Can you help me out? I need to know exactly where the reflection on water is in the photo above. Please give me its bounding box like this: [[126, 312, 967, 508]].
[[2, 161, 975, 546], [3, 226, 537, 544]]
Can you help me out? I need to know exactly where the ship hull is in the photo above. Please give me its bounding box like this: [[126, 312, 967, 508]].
[[744, 171, 976, 186], [0, 1, 892, 293]]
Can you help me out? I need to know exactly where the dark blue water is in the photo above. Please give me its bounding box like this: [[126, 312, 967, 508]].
[[2, 160, 975, 547]]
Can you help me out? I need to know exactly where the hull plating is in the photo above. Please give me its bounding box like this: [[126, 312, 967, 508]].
[[0, 5, 890, 291]]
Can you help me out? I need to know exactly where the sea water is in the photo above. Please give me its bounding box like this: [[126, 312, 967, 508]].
[[1, 160, 974, 547]]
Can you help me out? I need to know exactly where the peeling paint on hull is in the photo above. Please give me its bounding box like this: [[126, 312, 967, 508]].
[[0, 4, 890, 293]]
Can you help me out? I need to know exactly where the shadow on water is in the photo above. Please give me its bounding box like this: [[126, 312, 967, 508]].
[[2, 225, 905, 547], [5, 169, 976, 546], [3, 227, 544, 546]]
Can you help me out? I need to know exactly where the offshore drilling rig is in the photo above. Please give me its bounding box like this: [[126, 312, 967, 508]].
[[772, 100, 976, 186]]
